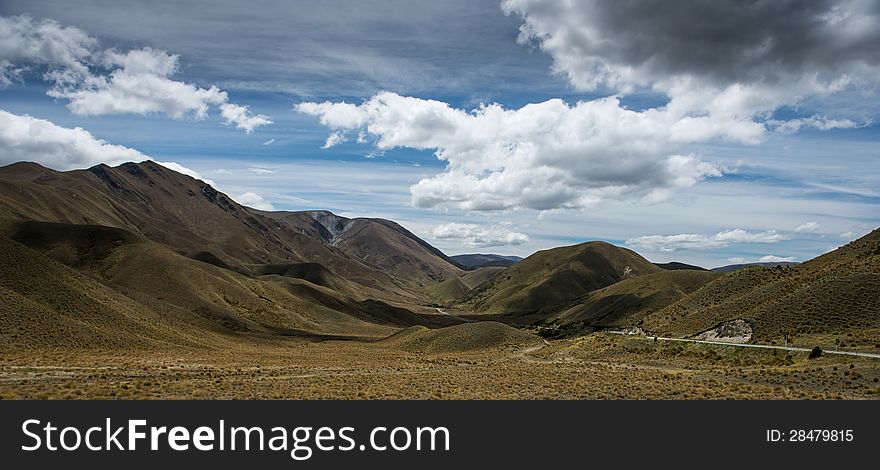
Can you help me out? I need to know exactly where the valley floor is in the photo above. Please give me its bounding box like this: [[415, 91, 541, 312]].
[[2, 333, 879, 400]]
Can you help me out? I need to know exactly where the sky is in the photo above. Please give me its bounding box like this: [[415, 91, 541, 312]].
[[1, 0, 879, 268]]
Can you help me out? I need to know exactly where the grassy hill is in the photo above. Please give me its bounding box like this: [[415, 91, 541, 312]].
[[0, 161, 465, 303], [459, 241, 661, 314], [547, 270, 721, 332], [261, 210, 464, 286], [379, 322, 543, 354], [643, 229, 880, 348], [0, 219, 438, 351], [427, 266, 506, 305]]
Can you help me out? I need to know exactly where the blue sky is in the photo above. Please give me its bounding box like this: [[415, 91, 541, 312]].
[[1, 1, 878, 268]]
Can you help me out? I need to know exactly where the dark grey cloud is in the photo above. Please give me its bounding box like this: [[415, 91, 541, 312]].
[[504, 0, 880, 91]]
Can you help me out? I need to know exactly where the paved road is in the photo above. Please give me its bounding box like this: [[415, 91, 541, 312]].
[[606, 331, 880, 359]]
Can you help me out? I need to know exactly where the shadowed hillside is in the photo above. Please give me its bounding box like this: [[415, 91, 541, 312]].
[[655, 262, 707, 271], [0, 218, 434, 351], [450, 254, 522, 269]]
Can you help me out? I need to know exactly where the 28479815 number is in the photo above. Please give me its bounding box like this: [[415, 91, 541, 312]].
[[789, 429, 853, 442]]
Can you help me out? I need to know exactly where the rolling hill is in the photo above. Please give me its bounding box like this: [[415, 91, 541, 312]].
[[643, 229, 880, 346], [260, 210, 464, 286], [459, 241, 662, 314], [0, 161, 471, 351], [0, 161, 462, 303], [711, 261, 799, 273], [546, 270, 721, 332], [379, 322, 543, 354], [427, 266, 506, 305], [2, 160, 877, 355], [1, 219, 433, 350]]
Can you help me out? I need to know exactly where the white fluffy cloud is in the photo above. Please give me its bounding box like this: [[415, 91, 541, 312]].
[[0, 15, 95, 87], [0, 108, 207, 186], [219, 103, 273, 133], [626, 228, 786, 252], [0, 108, 147, 169], [759, 255, 797, 263], [795, 221, 822, 233], [0, 15, 270, 133], [432, 222, 529, 248], [57, 48, 226, 119], [234, 191, 275, 211], [297, 92, 725, 211]]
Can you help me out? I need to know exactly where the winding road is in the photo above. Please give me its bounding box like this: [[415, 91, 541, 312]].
[[434, 307, 473, 323], [607, 331, 880, 359]]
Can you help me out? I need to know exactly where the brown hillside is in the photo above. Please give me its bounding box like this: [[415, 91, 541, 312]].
[[1, 220, 428, 351], [460, 241, 661, 314], [0, 161, 447, 302], [428, 266, 506, 305], [261, 210, 464, 286], [643, 228, 880, 347], [379, 322, 543, 353], [548, 270, 720, 331]]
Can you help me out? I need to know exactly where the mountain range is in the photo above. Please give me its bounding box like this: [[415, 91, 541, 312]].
[[1, 161, 877, 352]]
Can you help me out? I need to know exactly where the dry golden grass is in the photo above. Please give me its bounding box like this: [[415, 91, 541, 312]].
[[2, 333, 877, 400]]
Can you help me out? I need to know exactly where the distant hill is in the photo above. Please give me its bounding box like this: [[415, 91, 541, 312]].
[[711, 261, 799, 273], [655, 262, 707, 271], [260, 210, 464, 285], [644, 229, 880, 346], [459, 241, 661, 314], [450, 254, 523, 269], [427, 266, 506, 305], [548, 270, 721, 332]]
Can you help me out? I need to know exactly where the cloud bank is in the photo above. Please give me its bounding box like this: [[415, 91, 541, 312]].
[[795, 221, 822, 233], [432, 222, 529, 248], [759, 255, 797, 263], [297, 92, 724, 211], [626, 228, 786, 252]]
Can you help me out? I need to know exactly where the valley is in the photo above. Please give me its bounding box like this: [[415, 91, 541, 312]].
[[1, 161, 878, 400]]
